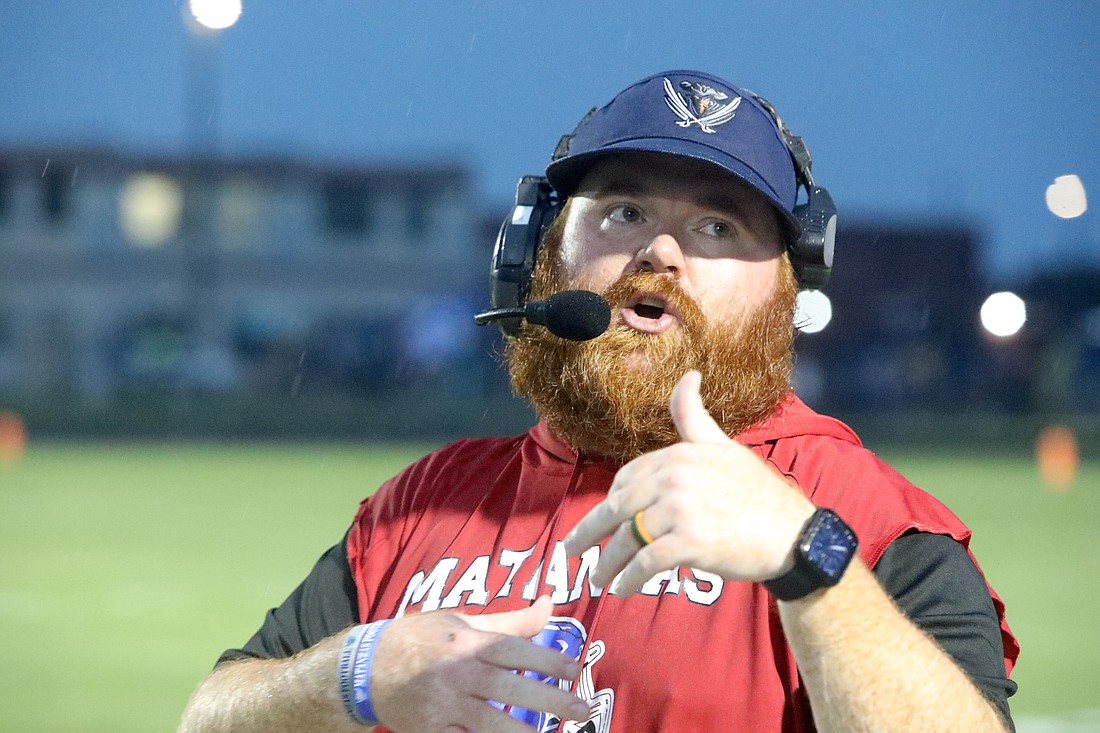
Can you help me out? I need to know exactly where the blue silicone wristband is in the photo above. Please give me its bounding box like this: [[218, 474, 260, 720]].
[[337, 619, 393, 727]]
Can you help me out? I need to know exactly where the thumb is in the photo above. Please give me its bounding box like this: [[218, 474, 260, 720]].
[[671, 370, 729, 444], [462, 595, 552, 638]]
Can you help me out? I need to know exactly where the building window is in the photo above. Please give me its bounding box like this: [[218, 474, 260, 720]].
[[405, 183, 431, 239], [322, 176, 371, 236], [113, 313, 188, 388], [217, 178, 263, 248], [40, 163, 72, 224], [119, 172, 184, 248]]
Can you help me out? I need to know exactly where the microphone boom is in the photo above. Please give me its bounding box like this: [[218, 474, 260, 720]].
[[474, 290, 611, 341]]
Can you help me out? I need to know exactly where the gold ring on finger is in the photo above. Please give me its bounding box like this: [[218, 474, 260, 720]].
[[629, 510, 656, 547]]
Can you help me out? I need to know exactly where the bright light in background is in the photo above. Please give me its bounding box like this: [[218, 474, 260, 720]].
[[795, 290, 832, 334], [1045, 174, 1088, 219], [980, 291, 1027, 337], [119, 173, 184, 248], [189, 0, 242, 30]]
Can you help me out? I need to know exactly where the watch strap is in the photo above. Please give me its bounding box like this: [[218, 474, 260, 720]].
[[764, 557, 825, 601]]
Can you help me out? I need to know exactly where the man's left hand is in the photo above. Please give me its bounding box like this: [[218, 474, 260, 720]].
[[563, 370, 816, 595]]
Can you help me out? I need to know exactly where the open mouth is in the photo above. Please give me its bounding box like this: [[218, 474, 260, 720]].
[[632, 300, 666, 320], [621, 293, 678, 334], [626, 293, 676, 319]]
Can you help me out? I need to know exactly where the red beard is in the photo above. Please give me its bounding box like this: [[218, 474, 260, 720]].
[[506, 237, 798, 460]]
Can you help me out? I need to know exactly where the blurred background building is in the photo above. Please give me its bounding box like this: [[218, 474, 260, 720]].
[[1, 143, 1098, 444], [0, 146, 508, 437], [793, 222, 1100, 416]]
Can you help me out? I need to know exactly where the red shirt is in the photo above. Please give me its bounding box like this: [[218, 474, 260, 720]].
[[348, 394, 1018, 732]]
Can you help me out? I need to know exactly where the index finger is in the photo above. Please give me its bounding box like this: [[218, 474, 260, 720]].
[[475, 633, 581, 682], [563, 488, 652, 557]]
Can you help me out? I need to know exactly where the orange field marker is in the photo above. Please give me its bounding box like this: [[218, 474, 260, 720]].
[[0, 411, 27, 466], [1035, 425, 1078, 492]]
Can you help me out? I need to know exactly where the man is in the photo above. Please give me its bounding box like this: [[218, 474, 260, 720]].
[[179, 70, 1018, 733]]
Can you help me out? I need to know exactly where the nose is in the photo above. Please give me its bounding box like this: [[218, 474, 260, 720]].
[[634, 233, 685, 276]]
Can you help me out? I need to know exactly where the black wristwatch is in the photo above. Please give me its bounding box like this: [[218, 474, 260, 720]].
[[764, 508, 858, 601]]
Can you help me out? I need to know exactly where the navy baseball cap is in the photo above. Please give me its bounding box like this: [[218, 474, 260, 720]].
[[545, 70, 800, 235]]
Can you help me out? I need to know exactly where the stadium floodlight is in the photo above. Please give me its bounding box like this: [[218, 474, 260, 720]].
[[795, 290, 832, 334], [1045, 174, 1087, 219], [189, 0, 242, 30], [980, 291, 1027, 338]]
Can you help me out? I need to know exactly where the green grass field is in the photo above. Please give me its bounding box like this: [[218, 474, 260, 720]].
[[0, 442, 1097, 732]]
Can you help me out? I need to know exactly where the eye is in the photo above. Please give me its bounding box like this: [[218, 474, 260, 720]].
[[607, 204, 643, 224], [699, 221, 733, 238]]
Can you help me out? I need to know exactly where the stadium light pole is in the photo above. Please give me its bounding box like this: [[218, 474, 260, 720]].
[[183, 0, 241, 155], [180, 1, 241, 387]]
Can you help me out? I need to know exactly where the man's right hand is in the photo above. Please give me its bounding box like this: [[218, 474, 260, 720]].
[[369, 596, 591, 733]]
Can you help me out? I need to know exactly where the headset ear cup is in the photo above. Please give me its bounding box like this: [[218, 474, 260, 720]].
[[488, 218, 523, 337], [486, 177, 561, 337], [749, 92, 834, 289], [790, 186, 837, 290]]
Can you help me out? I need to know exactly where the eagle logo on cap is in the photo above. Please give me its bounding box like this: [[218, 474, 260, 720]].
[[663, 77, 741, 134]]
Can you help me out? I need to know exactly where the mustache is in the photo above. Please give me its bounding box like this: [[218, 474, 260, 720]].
[[597, 272, 706, 332]]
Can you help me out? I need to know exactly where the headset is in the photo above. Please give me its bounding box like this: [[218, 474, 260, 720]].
[[481, 94, 836, 338], [751, 93, 837, 291]]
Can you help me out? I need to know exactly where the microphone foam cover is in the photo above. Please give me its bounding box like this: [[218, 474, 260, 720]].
[[544, 290, 612, 341]]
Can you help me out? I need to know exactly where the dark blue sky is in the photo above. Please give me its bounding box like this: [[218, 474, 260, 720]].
[[2, 1, 1097, 283]]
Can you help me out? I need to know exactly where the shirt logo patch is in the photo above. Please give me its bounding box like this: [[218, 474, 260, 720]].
[[507, 617, 614, 733], [663, 77, 741, 133]]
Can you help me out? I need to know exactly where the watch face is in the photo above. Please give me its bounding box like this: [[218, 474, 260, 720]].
[[804, 511, 857, 582]]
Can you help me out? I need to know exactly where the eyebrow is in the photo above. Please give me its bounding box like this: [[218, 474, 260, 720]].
[[588, 177, 750, 218], [585, 178, 645, 198], [698, 189, 750, 216]]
